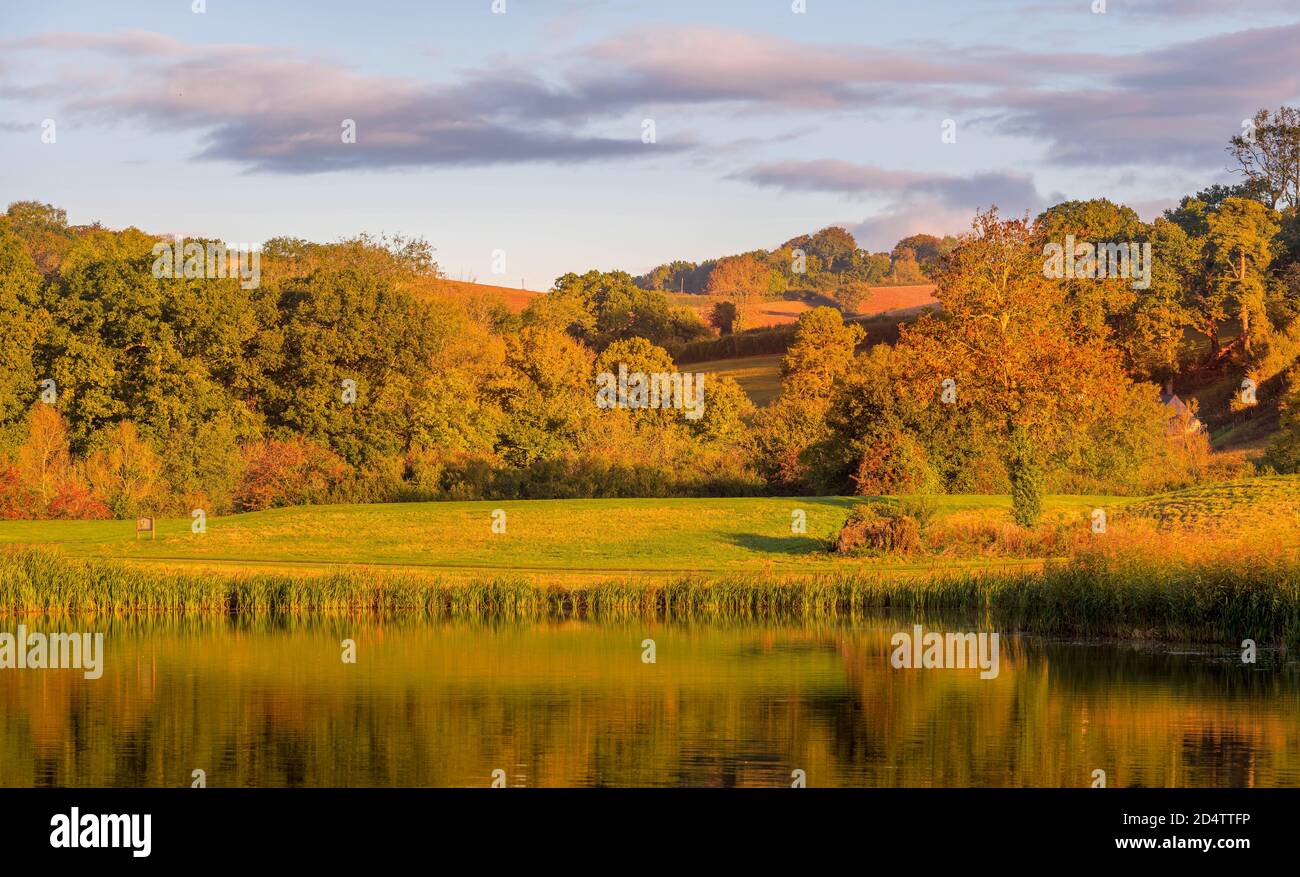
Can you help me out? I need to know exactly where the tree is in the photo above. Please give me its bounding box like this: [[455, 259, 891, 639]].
[[709, 300, 738, 335], [689, 375, 754, 446], [1035, 198, 1147, 342], [751, 308, 864, 491], [892, 234, 958, 276], [84, 422, 163, 518], [594, 286, 710, 351], [781, 307, 865, 401], [527, 270, 707, 352], [899, 210, 1135, 526], [1229, 107, 1300, 211], [487, 326, 595, 466], [706, 255, 773, 331], [1205, 197, 1281, 355], [235, 437, 348, 511], [13, 404, 83, 516], [886, 247, 927, 284], [0, 201, 76, 275], [805, 226, 858, 270], [706, 254, 773, 295], [0, 232, 42, 453], [255, 238, 443, 465], [1131, 218, 1198, 385]]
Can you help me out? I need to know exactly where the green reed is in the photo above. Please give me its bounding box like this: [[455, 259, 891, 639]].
[[2, 548, 1298, 644]]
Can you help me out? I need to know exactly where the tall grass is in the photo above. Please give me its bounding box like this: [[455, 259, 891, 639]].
[[3, 548, 1299, 644]]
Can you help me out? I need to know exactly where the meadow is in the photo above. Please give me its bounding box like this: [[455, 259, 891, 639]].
[[689, 354, 785, 406], [0, 494, 1122, 577], [2, 476, 1298, 642]]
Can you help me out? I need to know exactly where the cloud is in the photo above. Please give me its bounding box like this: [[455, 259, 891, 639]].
[[6, 18, 1299, 176], [1123, 0, 1298, 17], [571, 26, 1010, 112], [2, 31, 676, 173], [733, 159, 1056, 251], [986, 22, 1300, 167], [848, 203, 978, 252], [735, 159, 1048, 209]]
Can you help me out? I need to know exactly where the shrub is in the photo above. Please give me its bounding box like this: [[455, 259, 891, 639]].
[[47, 479, 111, 520], [896, 494, 939, 535], [834, 504, 922, 556], [234, 437, 349, 511]]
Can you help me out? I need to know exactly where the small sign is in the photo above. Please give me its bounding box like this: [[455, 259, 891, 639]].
[[136, 517, 155, 540]]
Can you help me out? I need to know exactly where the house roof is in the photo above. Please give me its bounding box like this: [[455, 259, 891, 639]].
[[1159, 391, 1191, 417]]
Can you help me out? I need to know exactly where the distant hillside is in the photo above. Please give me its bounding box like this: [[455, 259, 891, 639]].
[[409, 277, 936, 330], [411, 277, 544, 312], [668, 284, 937, 329]]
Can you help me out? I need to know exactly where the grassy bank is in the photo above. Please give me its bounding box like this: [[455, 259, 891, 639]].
[[0, 494, 1118, 577], [3, 549, 1298, 645]]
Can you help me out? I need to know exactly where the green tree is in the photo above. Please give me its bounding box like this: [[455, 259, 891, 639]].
[[781, 307, 865, 400], [0, 232, 42, 453], [1205, 197, 1281, 355], [1131, 218, 1199, 385], [1035, 198, 1147, 343]]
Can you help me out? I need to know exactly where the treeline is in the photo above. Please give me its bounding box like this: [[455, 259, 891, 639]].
[[0, 207, 757, 519], [635, 227, 954, 315], [3, 108, 1300, 521]]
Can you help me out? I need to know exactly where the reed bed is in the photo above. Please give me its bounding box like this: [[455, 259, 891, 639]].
[[2, 548, 1298, 644]]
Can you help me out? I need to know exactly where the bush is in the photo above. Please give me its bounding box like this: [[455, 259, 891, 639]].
[[234, 437, 349, 511], [896, 494, 939, 535], [834, 504, 922, 556]]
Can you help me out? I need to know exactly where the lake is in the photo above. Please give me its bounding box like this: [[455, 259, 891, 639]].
[[2, 614, 1296, 787]]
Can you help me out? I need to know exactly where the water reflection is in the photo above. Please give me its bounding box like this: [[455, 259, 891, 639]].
[[0, 614, 1295, 787]]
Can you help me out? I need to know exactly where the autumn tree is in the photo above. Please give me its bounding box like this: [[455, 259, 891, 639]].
[[487, 326, 595, 466], [84, 421, 163, 518], [706, 255, 773, 330], [780, 307, 865, 400], [899, 210, 1134, 526], [751, 307, 864, 490]]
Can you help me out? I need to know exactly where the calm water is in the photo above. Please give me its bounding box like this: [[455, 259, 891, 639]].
[[2, 615, 1297, 787]]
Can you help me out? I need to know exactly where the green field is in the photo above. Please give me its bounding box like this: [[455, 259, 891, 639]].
[[1124, 475, 1300, 528], [690, 353, 784, 406], [0, 494, 1120, 578]]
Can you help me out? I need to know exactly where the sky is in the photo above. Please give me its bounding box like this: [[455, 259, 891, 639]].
[[2, 0, 1299, 289]]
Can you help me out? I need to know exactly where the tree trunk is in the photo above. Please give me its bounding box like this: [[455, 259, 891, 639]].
[[1240, 253, 1251, 354]]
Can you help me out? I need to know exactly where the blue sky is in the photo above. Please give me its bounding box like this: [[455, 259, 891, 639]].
[[2, 0, 1298, 288]]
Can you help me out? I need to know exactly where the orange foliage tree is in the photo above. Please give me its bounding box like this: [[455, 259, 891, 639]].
[[898, 210, 1136, 524]]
